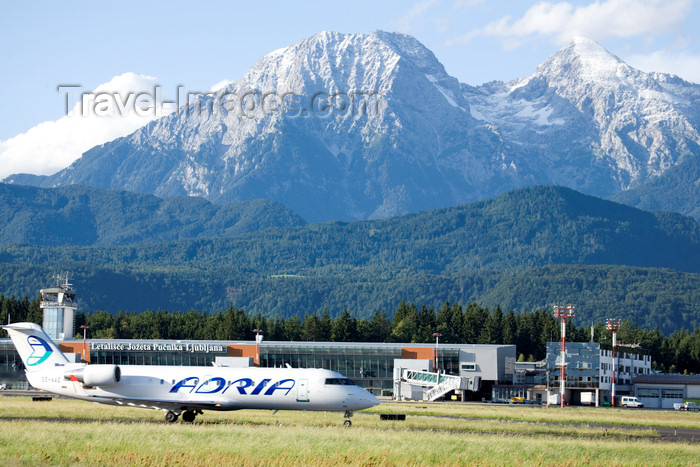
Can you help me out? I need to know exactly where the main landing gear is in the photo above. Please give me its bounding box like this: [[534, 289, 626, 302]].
[[182, 410, 197, 423], [344, 411, 353, 428], [165, 409, 200, 423]]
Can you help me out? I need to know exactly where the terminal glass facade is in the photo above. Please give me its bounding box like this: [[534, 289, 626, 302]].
[[259, 343, 461, 396], [89, 339, 229, 367], [0, 341, 27, 388], [260, 343, 400, 395], [92, 346, 225, 367]]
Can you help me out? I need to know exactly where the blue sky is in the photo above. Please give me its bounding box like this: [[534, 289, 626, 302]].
[[1, 0, 698, 177]]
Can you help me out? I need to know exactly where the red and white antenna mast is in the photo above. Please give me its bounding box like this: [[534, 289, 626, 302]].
[[606, 319, 621, 407], [554, 304, 575, 408]]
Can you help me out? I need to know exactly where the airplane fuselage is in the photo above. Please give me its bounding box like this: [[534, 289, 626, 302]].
[[29, 364, 377, 413]]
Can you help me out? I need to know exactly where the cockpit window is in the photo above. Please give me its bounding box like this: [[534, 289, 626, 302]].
[[325, 378, 357, 386]]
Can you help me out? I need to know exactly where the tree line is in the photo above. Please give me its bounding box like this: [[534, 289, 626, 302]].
[[1, 263, 696, 335], [1, 294, 698, 374]]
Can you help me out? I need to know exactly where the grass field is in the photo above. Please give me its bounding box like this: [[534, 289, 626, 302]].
[[369, 402, 700, 430], [1, 397, 699, 465]]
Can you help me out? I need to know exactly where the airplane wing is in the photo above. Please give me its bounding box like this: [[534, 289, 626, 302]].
[[86, 394, 241, 413]]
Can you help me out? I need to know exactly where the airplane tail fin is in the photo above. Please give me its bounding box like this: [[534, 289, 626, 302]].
[[2, 322, 70, 371]]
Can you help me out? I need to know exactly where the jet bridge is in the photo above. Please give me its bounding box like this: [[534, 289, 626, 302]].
[[397, 368, 480, 401]]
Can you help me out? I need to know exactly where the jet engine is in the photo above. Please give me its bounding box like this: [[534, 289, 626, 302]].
[[67, 365, 121, 386]]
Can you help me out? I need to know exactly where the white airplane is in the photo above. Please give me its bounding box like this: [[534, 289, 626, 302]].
[[3, 322, 379, 425]]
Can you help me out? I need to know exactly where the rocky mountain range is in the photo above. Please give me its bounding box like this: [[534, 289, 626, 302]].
[[464, 37, 699, 198], [6, 32, 699, 222]]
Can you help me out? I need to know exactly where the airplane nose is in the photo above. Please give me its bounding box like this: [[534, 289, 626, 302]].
[[343, 387, 380, 410], [353, 390, 379, 409], [367, 392, 380, 406]]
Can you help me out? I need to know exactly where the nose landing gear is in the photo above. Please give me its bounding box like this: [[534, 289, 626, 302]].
[[344, 410, 353, 428]]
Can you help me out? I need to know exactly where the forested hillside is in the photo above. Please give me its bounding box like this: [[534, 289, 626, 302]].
[[2, 186, 698, 271], [0, 186, 697, 333], [0, 183, 305, 245]]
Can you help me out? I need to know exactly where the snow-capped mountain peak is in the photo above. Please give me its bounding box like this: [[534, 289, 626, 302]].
[[6, 33, 699, 222], [534, 36, 632, 86], [466, 37, 700, 195]]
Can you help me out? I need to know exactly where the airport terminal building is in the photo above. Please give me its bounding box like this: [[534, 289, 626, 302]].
[[0, 336, 516, 399]]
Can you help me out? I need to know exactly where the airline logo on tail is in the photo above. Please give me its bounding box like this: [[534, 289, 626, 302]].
[[26, 335, 53, 366], [3, 322, 69, 370]]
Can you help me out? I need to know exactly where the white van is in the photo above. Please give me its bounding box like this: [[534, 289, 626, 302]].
[[620, 396, 644, 408]]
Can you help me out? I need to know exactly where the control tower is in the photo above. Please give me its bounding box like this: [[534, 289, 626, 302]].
[[40, 274, 77, 340]]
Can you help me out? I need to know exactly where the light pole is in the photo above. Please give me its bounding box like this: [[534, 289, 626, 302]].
[[606, 319, 621, 407], [80, 324, 89, 363], [554, 305, 574, 408], [433, 332, 442, 374], [253, 328, 263, 367]]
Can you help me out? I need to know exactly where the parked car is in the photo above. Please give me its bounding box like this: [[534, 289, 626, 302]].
[[674, 402, 700, 411], [620, 396, 644, 408]]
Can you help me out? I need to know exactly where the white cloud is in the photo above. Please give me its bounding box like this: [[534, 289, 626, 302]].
[[209, 79, 235, 93], [393, 0, 441, 34], [0, 73, 174, 179], [394, 0, 489, 37], [626, 50, 700, 83], [449, 0, 692, 45]]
